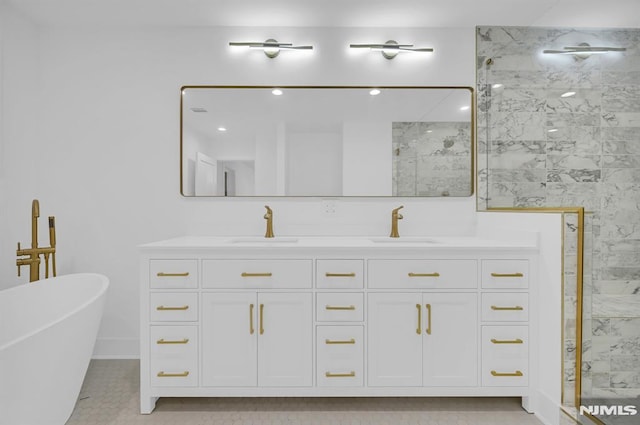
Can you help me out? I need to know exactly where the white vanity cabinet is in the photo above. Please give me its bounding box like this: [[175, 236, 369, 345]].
[[140, 237, 538, 415]]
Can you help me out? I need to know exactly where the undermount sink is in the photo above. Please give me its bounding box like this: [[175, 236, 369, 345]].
[[228, 237, 300, 244], [368, 237, 439, 244]]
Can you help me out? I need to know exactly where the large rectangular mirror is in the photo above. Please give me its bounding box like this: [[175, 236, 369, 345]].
[[181, 86, 474, 197]]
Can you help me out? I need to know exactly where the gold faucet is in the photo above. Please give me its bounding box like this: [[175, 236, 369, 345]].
[[16, 199, 57, 282], [264, 205, 274, 238], [390, 205, 404, 238]]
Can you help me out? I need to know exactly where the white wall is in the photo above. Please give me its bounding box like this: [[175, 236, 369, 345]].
[[286, 131, 343, 196], [343, 121, 392, 195]]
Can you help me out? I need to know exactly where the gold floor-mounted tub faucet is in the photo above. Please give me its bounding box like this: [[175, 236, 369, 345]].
[[264, 205, 274, 238], [16, 199, 57, 282], [390, 205, 404, 238]]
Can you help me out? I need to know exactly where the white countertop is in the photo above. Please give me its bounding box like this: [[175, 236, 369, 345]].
[[139, 235, 538, 250]]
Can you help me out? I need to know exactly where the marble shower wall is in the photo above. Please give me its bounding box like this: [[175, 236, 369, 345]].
[[476, 26, 640, 406], [392, 122, 471, 196]]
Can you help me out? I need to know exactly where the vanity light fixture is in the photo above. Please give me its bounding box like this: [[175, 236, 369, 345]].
[[543, 42, 626, 58], [349, 40, 433, 60], [561, 91, 576, 98], [369, 89, 381, 96], [229, 39, 313, 58]]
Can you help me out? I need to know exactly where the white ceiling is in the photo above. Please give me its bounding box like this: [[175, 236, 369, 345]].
[[6, 0, 640, 28]]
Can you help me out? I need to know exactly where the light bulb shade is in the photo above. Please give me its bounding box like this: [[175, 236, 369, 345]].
[[543, 42, 625, 58]]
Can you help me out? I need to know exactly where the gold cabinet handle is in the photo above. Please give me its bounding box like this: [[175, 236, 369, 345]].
[[325, 272, 356, 277], [156, 305, 189, 311], [491, 370, 523, 377], [259, 303, 265, 335], [325, 305, 356, 310], [491, 305, 524, 311], [491, 338, 523, 344], [408, 272, 440, 277], [156, 338, 189, 344], [157, 371, 190, 377], [157, 272, 190, 277], [241, 272, 273, 277], [325, 338, 356, 345], [325, 371, 356, 378], [491, 272, 524, 278], [249, 303, 255, 335], [416, 304, 422, 335], [425, 303, 432, 335]]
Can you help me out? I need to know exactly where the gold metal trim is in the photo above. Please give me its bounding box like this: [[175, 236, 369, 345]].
[[325, 371, 356, 378], [156, 338, 189, 344], [416, 304, 422, 335], [425, 303, 432, 335], [408, 272, 440, 277], [157, 371, 190, 378], [180, 85, 475, 198], [241, 272, 273, 277], [491, 305, 524, 311], [156, 305, 189, 311], [259, 303, 264, 335], [325, 272, 356, 277], [157, 272, 190, 277], [491, 370, 523, 377], [490, 272, 524, 278], [325, 338, 356, 345], [249, 303, 255, 335], [325, 305, 356, 311], [491, 338, 523, 344]]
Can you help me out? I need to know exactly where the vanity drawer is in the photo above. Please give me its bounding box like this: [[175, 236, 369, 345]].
[[368, 259, 477, 289], [150, 326, 198, 387], [316, 260, 364, 289], [482, 326, 528, 387], [482, 260, 529, 289], [316, 293, 364, 322], [150, 259, 198, 289], [150, 292, 198, 322], [481, 293, 529, 322], [202, 259, 312, 289], [317, 326, 364, 387]]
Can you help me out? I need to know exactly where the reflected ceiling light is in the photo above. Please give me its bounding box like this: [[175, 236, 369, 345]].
[[460, 106, 470, 111], [543, 42, 626, 59], [217, 127, 227, 132], [548, 128, 559, 133], [492, 84, 503, 89], [229, 38, 313, 58], [349, 40, 433, 60], [369, 89, 381, 96], [271, 88, 283, 96], [561, 91, 576, 98]]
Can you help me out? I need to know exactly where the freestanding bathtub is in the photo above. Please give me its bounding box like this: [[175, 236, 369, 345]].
[[0, 273, 109, 425]]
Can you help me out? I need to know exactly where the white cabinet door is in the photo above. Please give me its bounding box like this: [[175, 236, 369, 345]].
[[368, 293, 423, 387], [257, 293, 313, 387], [422, 293, 477, 387], [201, 293, 257, 387]]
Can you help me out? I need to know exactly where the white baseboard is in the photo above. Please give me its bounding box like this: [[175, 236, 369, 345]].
[[535, 390, 563, 425], [92, 337, 139, 359]]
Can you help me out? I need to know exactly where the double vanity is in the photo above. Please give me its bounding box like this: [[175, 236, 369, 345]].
[[139, 235, 538, 414]]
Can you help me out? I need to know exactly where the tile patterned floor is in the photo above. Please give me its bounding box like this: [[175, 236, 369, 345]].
[[67, 360, 551, 425]]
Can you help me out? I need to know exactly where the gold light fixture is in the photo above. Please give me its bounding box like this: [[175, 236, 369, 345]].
[[543, 42, 626, 58], [229, 38, 313, 58], [349, 40, 433, 59]]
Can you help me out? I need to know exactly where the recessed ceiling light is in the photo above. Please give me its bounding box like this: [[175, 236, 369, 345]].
[[217, 127, 227, 132], [460, 106, 470, 111], [548, 128, 559, 133], [426, 130, 433, 133], [492, 84, 503, 89], [272, 88, 283, 96], [561, 91, 576, 98], [369, 89, 381, 96]]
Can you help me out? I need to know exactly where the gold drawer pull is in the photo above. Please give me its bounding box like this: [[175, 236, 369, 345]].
[[491, 370, 523, 377], [325, 371, 356, 378], [157, 272, 190, 277], [491, 338, 523, 344], [157, 371, 190, 377], [156, 338, 189, 344], [416, 304, 422, 335], [425, 303, 432, 335], [408, 272, 440, 277], [325, 338, 356, 345], [325, 305, 356, 310], [325, 272, 356, 277], [156, 305, 190, 311], [491, 272, 524, 278], [241, 272, 272, 277], [491, 305, 524, 311], [259, 303, 265, 335]]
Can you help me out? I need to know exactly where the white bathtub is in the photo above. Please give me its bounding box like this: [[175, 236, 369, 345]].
[[0, 273, 109, 425]]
